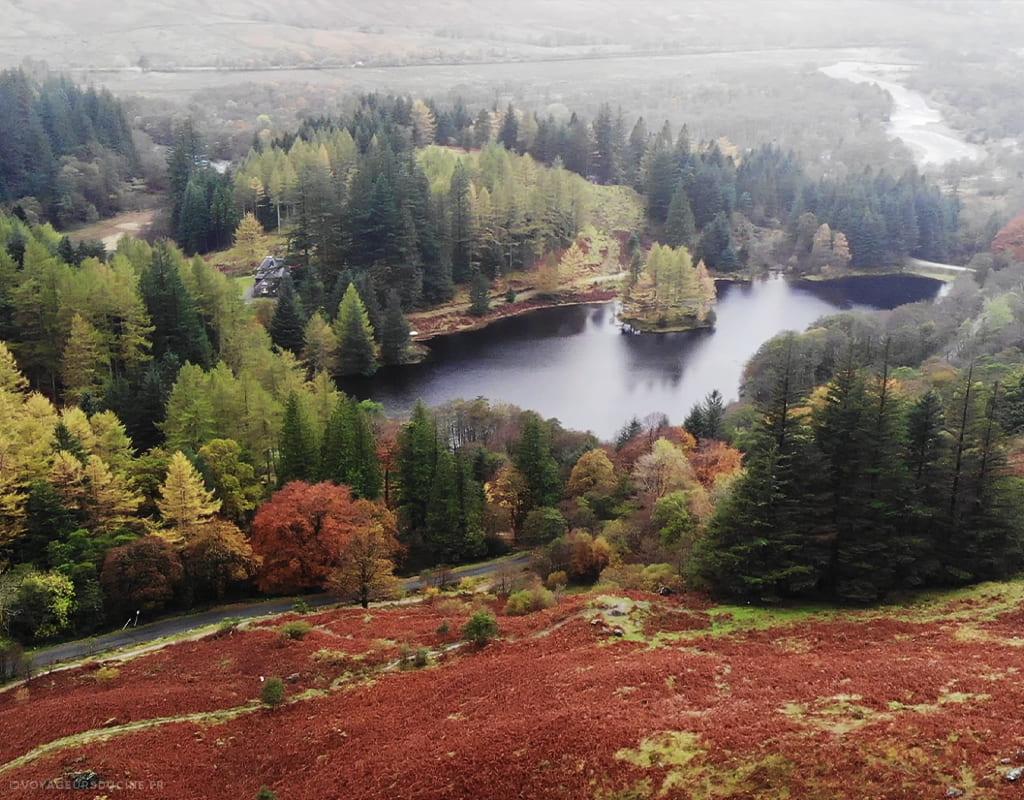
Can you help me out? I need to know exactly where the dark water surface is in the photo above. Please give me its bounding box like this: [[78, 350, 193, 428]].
[[347, 274, 943, 440]]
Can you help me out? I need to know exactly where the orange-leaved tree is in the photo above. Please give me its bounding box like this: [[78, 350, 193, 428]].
[[251, 481, 395, 594]]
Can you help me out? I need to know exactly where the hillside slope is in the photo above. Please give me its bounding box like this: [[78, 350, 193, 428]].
[[3, 582, 1024, 798], [2, 1, 1024, 71]]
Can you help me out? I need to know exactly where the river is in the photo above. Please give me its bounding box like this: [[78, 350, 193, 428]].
[[820, 61, 983, 167], [347, 275, 943, 440]]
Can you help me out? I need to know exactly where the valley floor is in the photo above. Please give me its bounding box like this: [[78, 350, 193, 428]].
[[3, 580, 1024, 798]]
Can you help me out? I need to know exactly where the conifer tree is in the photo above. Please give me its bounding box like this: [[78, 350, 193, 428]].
[[498, 104, 519, 153], [270, 274, 306, 355], [664, 183, 696, 248], [513, 412, 561, 511], [333, 284, 378, 377], [396, 401, 437, 533], [277, 393, 317, 485], [139, 241, 212, 367], [320, 397, 381, 500], [381, 289, 411, 366], [469, 269, 490, 317], [157, 450, 220, 541]]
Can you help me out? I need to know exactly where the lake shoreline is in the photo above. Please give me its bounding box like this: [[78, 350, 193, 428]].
[[410, 268, 947, 342]]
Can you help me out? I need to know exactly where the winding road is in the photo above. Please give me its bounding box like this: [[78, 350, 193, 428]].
[[27, 553, 531, 672]]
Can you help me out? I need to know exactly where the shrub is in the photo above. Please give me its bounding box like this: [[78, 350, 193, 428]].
[[92, 666, 120, 683], [520, 507, 568, 545], [598, 563, 684, 594], [505, 585, 556, 616], [213, 617, 241, 638], [0, 639, 29, 683], [257, 787, 278, 800], [279, 621, 312, 640], [260, 677, 285, 707], [292, 599, 312, 615], [414, 648, 430, 668], [10, 571, 76, 643], [462, 610, 499, 646], [546, 570, 569, 590], [436, 620, 451, 638]]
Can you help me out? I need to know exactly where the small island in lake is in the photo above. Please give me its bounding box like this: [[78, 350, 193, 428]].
[[619, 243, 717, 332]]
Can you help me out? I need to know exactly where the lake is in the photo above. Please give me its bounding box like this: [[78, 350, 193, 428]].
[[347, 274, 943, 440]]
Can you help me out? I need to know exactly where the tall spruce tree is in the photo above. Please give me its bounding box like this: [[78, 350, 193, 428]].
[[278, 392, 317, 485], [139, 242, 212, 367], [513, 412, 561, 511], [381, 289, 411, 366], [693, 336, 828, 600], [664, 183, 697, 248], [397, 402, 438, 534], [333, 284, 378, 377], [270, 275, 306, 354]]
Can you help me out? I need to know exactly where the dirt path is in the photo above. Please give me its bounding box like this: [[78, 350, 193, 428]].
[[65, 209, 157, 252]]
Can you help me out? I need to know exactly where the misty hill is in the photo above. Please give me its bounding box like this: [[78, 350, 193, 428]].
[[2, 1, 1024, 72]]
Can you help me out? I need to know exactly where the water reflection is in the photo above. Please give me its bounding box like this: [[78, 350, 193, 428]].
[[346, 274, 942, 439]]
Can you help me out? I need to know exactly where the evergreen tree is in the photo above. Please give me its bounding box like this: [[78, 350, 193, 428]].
[[469, 269, 490, 317], [269, 274, 306, 355], [693, 336, 828, 600], [449, 162, 474, 282], [333, 284, 378, 377], [396, 402, 438, 533], [498, 104, 519, 153], [684, 390, 726, 440], [381, 289, 411, 365], [426, 448, 485, 563], [278, 393, 317, 485], [664, 183, 696, 248], [320, 396, 382, 500], [513, 412, 561, 511], [139, 242, 212, 367]]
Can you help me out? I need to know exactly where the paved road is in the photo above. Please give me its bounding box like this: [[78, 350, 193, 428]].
[[29, 553, 531, 671]]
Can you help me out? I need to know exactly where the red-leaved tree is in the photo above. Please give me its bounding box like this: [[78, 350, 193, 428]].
[[251, 481, 395, 594]]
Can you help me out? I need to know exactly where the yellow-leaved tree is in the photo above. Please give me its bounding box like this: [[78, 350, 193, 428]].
[[157, 451, 221, 543]]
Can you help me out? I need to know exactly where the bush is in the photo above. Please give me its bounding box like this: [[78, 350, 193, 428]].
[[292, 599, 312, 614], [257, 788, 278, 800], [9, 571, 76, 643], [436, 620, 451, 638], [414, 648, 430, 668], [546, 570, 569, 590], [535, 530, 613, 585], [505, 585, 556, 616], [598, 563, 684, 594], [462, 610, 499, 646], [260, 677, 285, 707], [213, 617, 241, 638], [520, 507, 568, 546], [279, 621, 312, 640], [0, 639, 29, 683]]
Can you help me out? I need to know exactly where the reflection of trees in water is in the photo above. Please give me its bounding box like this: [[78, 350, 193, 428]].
[[795, 275, 941, 310], [618, 327, 714, 390]]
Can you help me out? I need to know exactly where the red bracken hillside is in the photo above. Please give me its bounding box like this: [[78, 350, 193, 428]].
[[3, 583, 1024, 800]]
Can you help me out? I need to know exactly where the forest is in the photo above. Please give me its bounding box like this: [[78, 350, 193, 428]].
[[0, 69, 137, 227], [0, 72, 1021, 651]]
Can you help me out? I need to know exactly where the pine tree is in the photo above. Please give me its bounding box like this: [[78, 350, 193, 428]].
[[381, 289, 411, 366], [664, 183, 696, 248], [320, 397, 381, 499], [62, 313, 108, 404], [270, 274, 306, 355], [693, 336, 828, 601], [469, 269, 490, 317], [157, 450, 220, 541], [139, 241, 212, 367], [498, 104, 519, 153], [426, 448, 485, 563], [513, 412, 561, 511], [396, 402, 437, 533], [333, 284, 378, 377], [278, 393, 317, 485]]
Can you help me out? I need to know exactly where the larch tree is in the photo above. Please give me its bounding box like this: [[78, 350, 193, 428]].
[[302, 311, 338, 376], [233, 212, 268, 265], [62, 313, 108, 404], [157, 450, 221, 542]]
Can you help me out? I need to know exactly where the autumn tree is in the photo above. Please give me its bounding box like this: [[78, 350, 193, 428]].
[[250, 481, 392, 594], [326, 521, 401, 608], [181, 519, 259, 602], [157, 450, 220, 542], [233, 212, 268, 265], [100, 536, 184, 619]]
